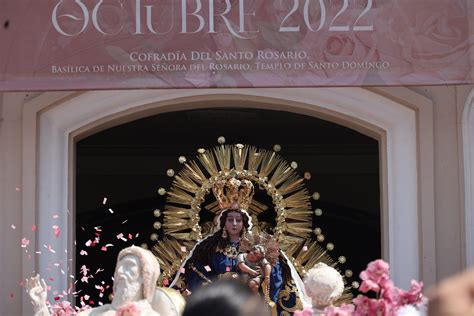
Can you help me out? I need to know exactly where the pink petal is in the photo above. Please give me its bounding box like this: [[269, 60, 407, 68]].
[[21, 238, 30, 248]]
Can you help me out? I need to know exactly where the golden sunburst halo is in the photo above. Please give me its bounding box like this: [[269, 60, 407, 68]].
[[151, 142, 351, 302]]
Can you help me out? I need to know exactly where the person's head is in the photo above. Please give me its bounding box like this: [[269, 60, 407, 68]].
[[248, 245, 265, 262], [113, 246, 160, 303], [219, 209, 251, 240], [182, 280, 271, 316]]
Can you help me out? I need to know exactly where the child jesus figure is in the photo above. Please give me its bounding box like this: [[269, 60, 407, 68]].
[[237, 245, 272, 293]]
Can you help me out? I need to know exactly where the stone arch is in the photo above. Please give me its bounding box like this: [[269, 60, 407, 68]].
[[21, 88, 429, 298]]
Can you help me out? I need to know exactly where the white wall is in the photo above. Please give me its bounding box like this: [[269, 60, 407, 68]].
[[0, 93, 28, 315]]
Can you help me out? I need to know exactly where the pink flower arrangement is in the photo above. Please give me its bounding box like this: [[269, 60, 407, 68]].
[[116, 302, 140, 316], [325, 303, 355, 316], [321, 259, 423, 316]]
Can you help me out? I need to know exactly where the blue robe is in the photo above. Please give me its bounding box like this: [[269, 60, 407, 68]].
[[184, 242, 301, 315]]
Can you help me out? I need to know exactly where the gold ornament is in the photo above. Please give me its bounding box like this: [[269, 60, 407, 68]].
[[213, 177, 254, 210], [218, 136, 226, 144], [152, 143, 349, 293], [221, 244, 239, 258], [167, 169, 175, 177]]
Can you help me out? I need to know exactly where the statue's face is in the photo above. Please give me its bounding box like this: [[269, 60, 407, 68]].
[[115, 255, 142, 287], [225, 211, 244, 238], [248, 250, 263, 262]]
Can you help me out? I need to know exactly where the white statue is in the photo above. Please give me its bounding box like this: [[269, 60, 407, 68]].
[[26, 246, 162, 316], [303, 262, 345, 314]]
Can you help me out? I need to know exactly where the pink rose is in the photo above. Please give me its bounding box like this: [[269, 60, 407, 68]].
[[324, 303, 355, 316], [352, 295, 371, 315], [359, 279, 380, 293], [294, 307, 314, 316], [376, 0, 471, 84], [380, 279, 396, 303], [367, 299, 395, 316], [392, 280, 424, 307], [360, 259, 390, 285], [301, 5, 379, 85], [353, 295, 396, 316]]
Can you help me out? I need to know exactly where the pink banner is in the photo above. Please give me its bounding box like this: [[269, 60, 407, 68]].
[[1, 0, 473, 91]]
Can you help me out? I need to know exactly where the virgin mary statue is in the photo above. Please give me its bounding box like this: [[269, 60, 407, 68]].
[[170, 178, 311, 315]]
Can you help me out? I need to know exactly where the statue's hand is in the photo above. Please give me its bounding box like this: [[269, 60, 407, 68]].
[[26, 274, 48, 307]]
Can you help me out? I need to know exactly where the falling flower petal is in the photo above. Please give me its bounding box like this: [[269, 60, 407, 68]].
[[102, 197, 107, 205], [52, 225, 60, 238], [21, 238, 30, 248]]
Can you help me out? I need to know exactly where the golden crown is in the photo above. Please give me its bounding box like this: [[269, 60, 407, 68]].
[[212, 176, 254, 211]]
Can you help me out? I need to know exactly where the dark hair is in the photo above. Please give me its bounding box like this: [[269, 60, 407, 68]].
[[182, 280, 270, 316], [186, 209, 250, 270]]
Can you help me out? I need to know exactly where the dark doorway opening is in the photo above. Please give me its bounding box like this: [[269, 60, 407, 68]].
[[75, 107, 380, 305]]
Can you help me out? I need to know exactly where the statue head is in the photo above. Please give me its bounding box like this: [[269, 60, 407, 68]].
[[218, 209, 252, 240], [113, 246, 160, 303], [303, 262, 344, 309]]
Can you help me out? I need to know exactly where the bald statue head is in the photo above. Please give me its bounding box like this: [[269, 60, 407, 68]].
[[113, 246, 160, 303]]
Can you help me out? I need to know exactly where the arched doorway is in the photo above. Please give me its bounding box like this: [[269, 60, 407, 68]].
[[27, 88, 424, 301], [75, 107, 381, 303]]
